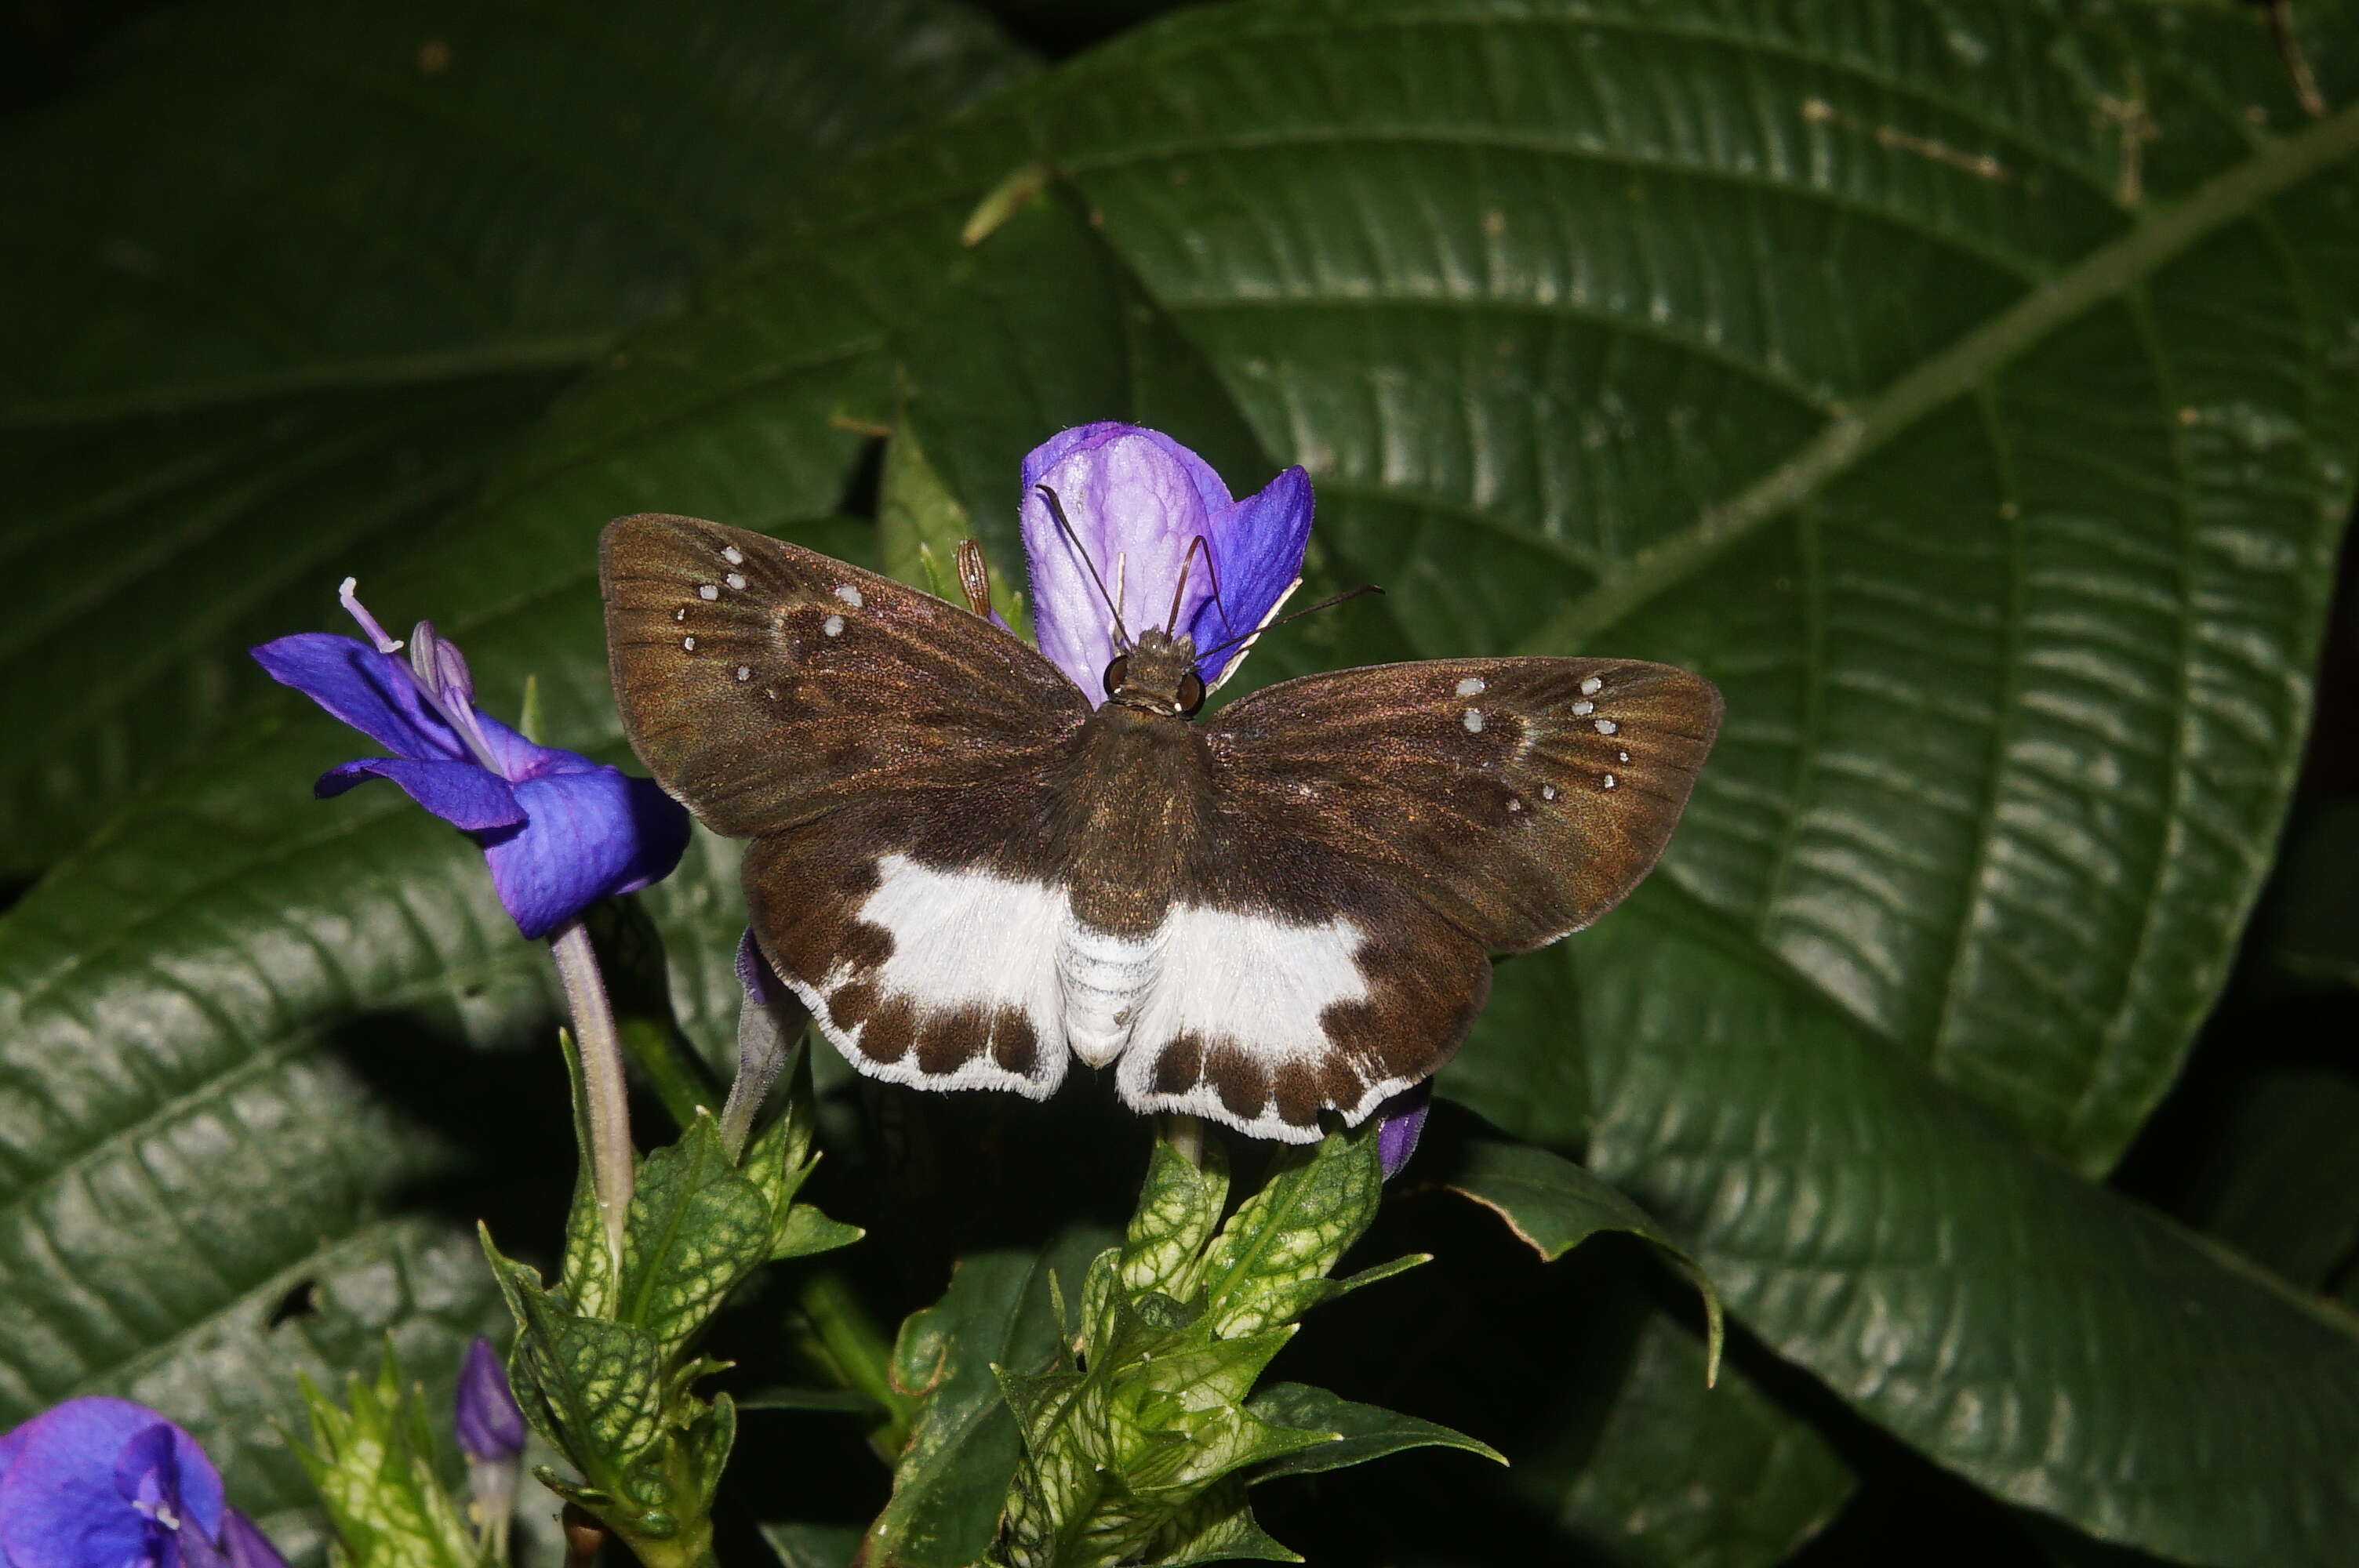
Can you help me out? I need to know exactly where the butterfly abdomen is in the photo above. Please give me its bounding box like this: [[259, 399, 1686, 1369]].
[[1057, 921, 1165, 1068]]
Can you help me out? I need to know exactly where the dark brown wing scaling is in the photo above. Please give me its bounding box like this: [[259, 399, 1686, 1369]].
[[600, 513, 1090, 837], [1205, 658, 1722, 951]]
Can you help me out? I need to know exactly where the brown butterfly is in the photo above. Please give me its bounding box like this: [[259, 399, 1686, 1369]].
[[600, 512, 1721, 1142]]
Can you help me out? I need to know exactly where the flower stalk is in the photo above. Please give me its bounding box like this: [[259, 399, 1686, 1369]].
[[548, 917, 634, 1272]]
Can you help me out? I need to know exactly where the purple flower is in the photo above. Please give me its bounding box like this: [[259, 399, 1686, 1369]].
[[1020, 423, 1312, 699], [453, 1338, 524, 1464], [0, 1397, 286, 1568], [252, 581, 691, 938], [453, 1338, 524, 1554], [1376, 1083, 1433, 1181]]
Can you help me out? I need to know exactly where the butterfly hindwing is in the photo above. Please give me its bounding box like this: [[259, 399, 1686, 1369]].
[[742, 793, 1074, 1101], [1110, 850, 1492, 1139], [600, 513, 1089, 837]]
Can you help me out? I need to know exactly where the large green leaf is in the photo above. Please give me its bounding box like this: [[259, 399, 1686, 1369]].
[[0, 0, 1030, 873], [1578, 882, 2359, 1566], [1035, 0, 2359, 1173]]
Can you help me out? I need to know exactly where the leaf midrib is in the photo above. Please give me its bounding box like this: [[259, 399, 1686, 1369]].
[[1516, 100, 2359, 658]]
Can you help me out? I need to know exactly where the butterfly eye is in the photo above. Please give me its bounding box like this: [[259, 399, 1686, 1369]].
[[1177, 670, 1206, 717], [1103, 654, 1131, 698]]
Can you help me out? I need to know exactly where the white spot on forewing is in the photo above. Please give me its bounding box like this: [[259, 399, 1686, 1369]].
[[1618, 750, 1630, 763], [1463, 709, 1485, 734], [806, 855, 1069, 1094], [1603, 773, 1618, 789], [735, 665, 751, 681], [1542, 785, 1558, 800], [823, 615, 844, 637], [1572, 700, 1594, 716], [1580, 676, 1603, 695], [1594, 717, 1618, 735], [1456, 676, 1486, 696], [725, 572, 747, 590], [722, 545, 744, 565], [699, 583, 719, 601], [834, 583, 864, 608], [682, 636, 697, 652]]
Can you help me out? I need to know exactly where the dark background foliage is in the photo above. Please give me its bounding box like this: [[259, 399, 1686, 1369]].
[[1, 1, 2354, 1565]]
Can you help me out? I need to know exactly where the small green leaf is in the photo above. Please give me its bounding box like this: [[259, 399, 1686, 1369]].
[[865, 1232, 1110, 1568], [1133, 1481, 1301, 1568], [1118, 1138, 1231, 1302], [556, 1034, 620, 1321], [773, 1207, 867, 1262], [1198, 1124, 1383, 1340], [1426, 1104, 1725, 1385], [619, 1116, 773, 1360], [761, 1522, 863, 1568], [293, 1350, 483, 1568], [1245, 1383, 1505, 1482]]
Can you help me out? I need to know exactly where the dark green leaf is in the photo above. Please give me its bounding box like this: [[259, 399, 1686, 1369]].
[[2158, 1062, 2359, 1298], [2258, 801, 2359, 990], [1244, 1382, 1504, 1481], [1515, 1308, 1854, 1568], [1425, 1104, 1725, 1384], [760, 1522, 863, 1568], [0, 0, 1031, 872], [864, 1231, 1111, 1568], [1580, 884, 2359, 1567]]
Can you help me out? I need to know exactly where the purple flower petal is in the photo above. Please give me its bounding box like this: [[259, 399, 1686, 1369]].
[[1187, 466, 1313, 685], [1376, 1082, 1433, 1181], [482, 769, 691, 938], [315, 757, 526, 832], [0, 1398, 224, 1568], [180, 1510, 289, 1568], [1020, 429, 1217, 697], [250, 634, 468, 764], [1021, 422, 1231, 522], [736, 928, 789, 1007], [472, 709, 598, 785], [454, 1338, 525, 1462]]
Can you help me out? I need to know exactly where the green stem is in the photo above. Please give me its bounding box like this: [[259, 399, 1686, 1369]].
[[617, 982, 911, 1462], [547, 920, 634, 1273], [616, 1011, 725, 1130], [795, 1269, 920, 1457]]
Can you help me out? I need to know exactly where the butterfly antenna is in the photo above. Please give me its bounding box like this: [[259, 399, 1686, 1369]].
[[1194, 583, 1387, 666], [1166, 535, 1230, 637], [1035, 484, 1132, 648]]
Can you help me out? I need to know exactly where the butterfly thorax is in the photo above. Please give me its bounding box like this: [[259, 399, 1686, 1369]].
[[1103, 628, 1206, 719], [1055, 691, 1213, 939]]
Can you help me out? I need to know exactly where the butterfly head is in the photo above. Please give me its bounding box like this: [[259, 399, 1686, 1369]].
[[1102, 627, 1206, 719]]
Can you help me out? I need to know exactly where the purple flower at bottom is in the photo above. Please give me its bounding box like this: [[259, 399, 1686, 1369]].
[[453, 1338, 525, 1464], [1020, 423, 1312, 698], [0, 1397, 285, 1568], [251, 582, 691, 938], [1376, 1083, 1434, 1181]]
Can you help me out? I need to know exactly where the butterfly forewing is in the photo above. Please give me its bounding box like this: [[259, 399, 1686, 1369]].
[[603, 514, 1090, 1102], [600, 513, 1089, 836], [1202, 658, 1723, 951]]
